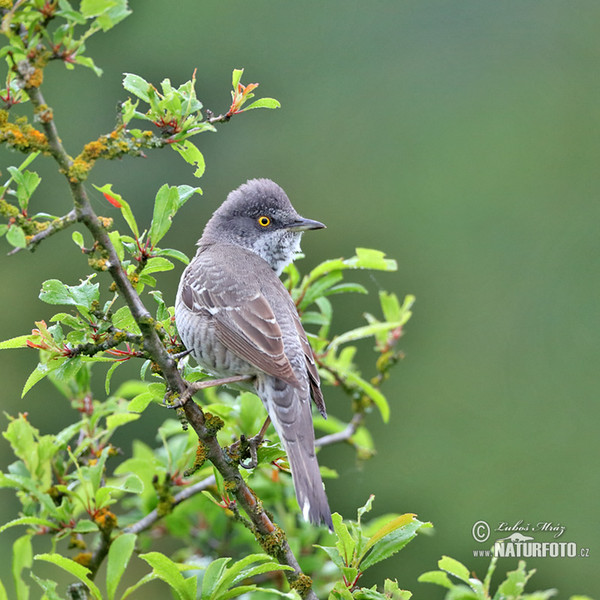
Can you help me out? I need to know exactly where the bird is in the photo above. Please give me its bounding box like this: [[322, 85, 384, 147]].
[[175, 178, 332, 528]]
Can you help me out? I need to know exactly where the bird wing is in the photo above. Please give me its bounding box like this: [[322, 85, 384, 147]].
[[179, 250, 300, 386], [291, 308, 327, 418]]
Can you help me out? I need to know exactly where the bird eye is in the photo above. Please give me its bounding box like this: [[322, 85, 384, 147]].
[[258, 216, 271, 227]]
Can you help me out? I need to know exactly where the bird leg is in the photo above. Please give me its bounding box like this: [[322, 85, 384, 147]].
[[232, 416, 272, 469], [170, 374, 254, 408]]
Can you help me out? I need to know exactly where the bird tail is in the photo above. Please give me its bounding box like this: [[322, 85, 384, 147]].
[[259, 377, 333, 530]]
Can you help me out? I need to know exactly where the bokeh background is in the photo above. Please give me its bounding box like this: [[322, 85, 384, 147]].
[[1, 1, 598, 597]]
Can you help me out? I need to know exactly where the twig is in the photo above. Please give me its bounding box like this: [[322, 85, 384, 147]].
[[24, 82, 318, 600], [124, 475, 217, 535], [7, 208, 77, 255], [315, 413, 364, 447], [67, 331, 144, 358]]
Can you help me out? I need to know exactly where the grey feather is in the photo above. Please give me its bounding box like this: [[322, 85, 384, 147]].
[[175, 179, 331, 527]]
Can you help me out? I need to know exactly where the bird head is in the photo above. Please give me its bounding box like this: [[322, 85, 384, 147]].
[[200, 178, 325, 274]]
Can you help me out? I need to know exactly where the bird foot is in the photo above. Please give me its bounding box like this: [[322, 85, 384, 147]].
[[230, 432, 266, 469]]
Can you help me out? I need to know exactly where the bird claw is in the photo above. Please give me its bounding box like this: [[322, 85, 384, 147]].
[[231, 433, 266, 469]]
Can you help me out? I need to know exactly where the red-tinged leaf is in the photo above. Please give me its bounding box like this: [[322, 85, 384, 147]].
[[103, 192, 122, 208]]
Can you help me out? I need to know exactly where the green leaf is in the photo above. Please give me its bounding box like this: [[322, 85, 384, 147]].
[[120, 573, 157, 600], [348, 248, 397, 271], [80, 0, 117, 18], [213, 554, 293, 597], [94, 183, 139, 238], [438, 555, 471, 584], [417, 570, 454, 588], [497, 560, 535, 596], [232, 69, 244, 90], [106, 413, 140, 429], [6, 225, 27, 248], [22, 359, 66, 397], [332, 513, 355, 566], [315, 545, 345, 569], [39, 276, 99, 311], [142, 256, 174, 275], [105, 360, 123, 394], [72, 521, 98, 533], [344, 371, 390, 423], [34, 554, 102, 599], [148, 184, 179, 245], [153, 247, 189, 264], [7, 167, 41, 211], [363, 513, 416, 553], [30, 574, 60, 600], [329, 320, 406, 352], [360, 517, 425, 570], [0, 224, 7, 237], [74, 55, 103, 76], [379, 291, 402, 322], [13, 535, 32, 600], [0, 516, 55, 534], [298, 271, 343, 311], [326, 282, 369, 297], [72, 230, 85, 249], [241, 97, 281, 111], [139, 552, 197, 600], [0, 334, 30, 349], [106, 533, 137, 600], [201, 557, 230, 599], [112, 306, 141, 334], [172, 141, 205, 178], [123, 73, 151, 103]]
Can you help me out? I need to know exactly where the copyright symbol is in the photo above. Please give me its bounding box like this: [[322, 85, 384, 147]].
[[472, 520, 490, 543]]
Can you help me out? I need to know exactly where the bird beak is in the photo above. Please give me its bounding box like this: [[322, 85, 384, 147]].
[[286, 217, 326, 232]]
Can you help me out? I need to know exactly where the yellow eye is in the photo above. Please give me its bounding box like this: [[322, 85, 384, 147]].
[[258, 216, 271, 227]]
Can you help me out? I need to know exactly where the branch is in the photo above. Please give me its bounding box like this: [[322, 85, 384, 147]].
[[24, 82, 318, 600], [124, 475, 216, 535], [315, 413, 364, 448], [7, 208, 77, 255]]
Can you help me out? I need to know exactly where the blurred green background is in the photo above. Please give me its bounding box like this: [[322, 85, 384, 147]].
[[1, 1, 598, 597]]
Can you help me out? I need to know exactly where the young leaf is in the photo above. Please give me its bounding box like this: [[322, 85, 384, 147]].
[[417, 570, 454, 588], [0, 335, 31, 349], [172, 141, 205, 178], [34, 554, 102, 600], [201, 557, 230, 599], [360, 516, 427, 570], [12, 535, 32, 600], [332, 513, 356, 566], [106, 533, 137, 600], [241, 97, 281, 111], [72, 230, 85, 249], [22, 359, 67, 398], [6, 225, 27, 248], [343, 371, 390, 423], [123, 73, 151, 103], [139, 552, 197, 600], [232, 69, 244, 90], [94, 183, 139, 238], [437, 555, 471, 584], [0, 516, 55, 534], [142, 256, 174, 275], [39, 276, 99, 311], [148, 184, 179, 246]]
